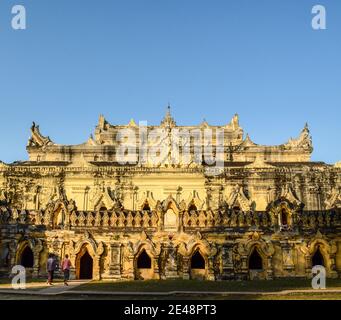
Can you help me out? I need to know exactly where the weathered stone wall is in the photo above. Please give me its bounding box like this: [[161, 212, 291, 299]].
[[0, 162, 340, 280]]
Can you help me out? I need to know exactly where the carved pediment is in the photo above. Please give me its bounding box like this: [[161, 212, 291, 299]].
[[85, 135, 98, 146], [93, 186, 116, 211], [245, 154, 274, 169], [279, 185, 302, 207], [68, 153, 96, 168], [162, 194, 179, 213], [285, 123, 313, 151], [186, 190, 205, 211], [226, 185, 253, 212], [128, 119, 138, 127], [241, 134, 257, 147], [138, 191, 157, 210]]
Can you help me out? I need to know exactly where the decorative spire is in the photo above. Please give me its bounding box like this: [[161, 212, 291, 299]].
[[242, 133, 257, 146], [286, 122, 313, 150], [27, 122, 54, 148], [200, 118, 209, 128], [226, 113, 241, 130], [161, 104, 176, 128], [98, 114, 107, 130]]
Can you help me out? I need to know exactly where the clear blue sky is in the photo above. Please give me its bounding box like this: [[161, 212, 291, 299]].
[[0, 0, 340, 164]]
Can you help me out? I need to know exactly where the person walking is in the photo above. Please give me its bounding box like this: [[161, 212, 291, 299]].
[[61, 254, 72, 286], [46, 254, 57, 285]]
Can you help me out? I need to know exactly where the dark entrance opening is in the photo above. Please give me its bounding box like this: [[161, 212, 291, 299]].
[[188, 203, 197, 212], [191, 251, 205, 269], [312, 248, 325, 267], [137, 249, 152, 269], [79, 251, 93, 279], [142, 202, 151, 211], [281, 209, 288, 226], [21, 246, 34, 268], [249, 249, 263, 270]]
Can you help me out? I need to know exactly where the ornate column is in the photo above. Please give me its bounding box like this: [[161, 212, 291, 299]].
[[32, 240, 44, 278], [280, 241, 295, 276], [105, 242, 122, 280], [221, 244, 234, 280], [207, 257, 215, 281], [178, 212, 184, 233], [93, 255, 101, 280], [153, 256, 160, 279], [8, 241, 18, 272], [121, 244, 135, 280], [182, 256, 190, 280], [266, 256, 274, 280], [163, 243, 178, 279]]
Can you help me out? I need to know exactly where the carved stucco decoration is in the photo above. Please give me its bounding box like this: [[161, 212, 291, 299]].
[[177, 232, 217, 258], [298, 230, 337, 275], [138, 191, 157, 210], [299, 230, 337, 257], [186, 190, 205, 211], [226, 185, 253, 212], [92, 184, 116, 211], [69, 232, 105, 257], [132, 231, 161, 257], [27, 122, 54, 148], [285, 123, 313, 151], [236, 232, 275, 257], [325, 187, 341, 210], [162, 195, 180, 213]]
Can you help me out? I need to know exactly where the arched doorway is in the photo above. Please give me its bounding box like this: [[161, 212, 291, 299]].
[[135, 249, 153, 280], [249, 249, 263, 270], [20, 246, 34, 268], [190, 250, 206, 280], [79, 251, 93, 280], [137, 249, 151, 268], [248, 248, 264, 280], [312, 247, 325, 267], [191, 251, 205, 269]]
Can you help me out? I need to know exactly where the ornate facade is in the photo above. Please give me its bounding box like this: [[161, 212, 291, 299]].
[[0, 110, 341, 281]]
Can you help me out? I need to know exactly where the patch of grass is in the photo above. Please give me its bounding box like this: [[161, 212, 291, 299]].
[[73, 278, 341, 293], [0, 277, 64, 287]]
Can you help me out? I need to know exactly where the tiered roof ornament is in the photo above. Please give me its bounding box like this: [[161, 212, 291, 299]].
[[226, 113, 241, 130], [160, 105, 176, 128], [285, 123, 313, 151]]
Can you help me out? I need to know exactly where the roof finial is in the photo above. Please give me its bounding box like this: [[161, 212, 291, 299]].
[[161, 103, 176, 128]]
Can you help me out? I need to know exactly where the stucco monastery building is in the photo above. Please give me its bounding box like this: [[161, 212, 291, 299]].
[[0, 109, 340, 281]]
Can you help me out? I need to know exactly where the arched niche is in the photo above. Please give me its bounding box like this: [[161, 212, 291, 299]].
[[75, 244, 95, 280], [164, 209, 177, 232], [312, 246, 325, 267], [249, 248, 263, 270], [135, 248, 154, 280], [190, 249, 207, 280], [20, 246, 34, 269]]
